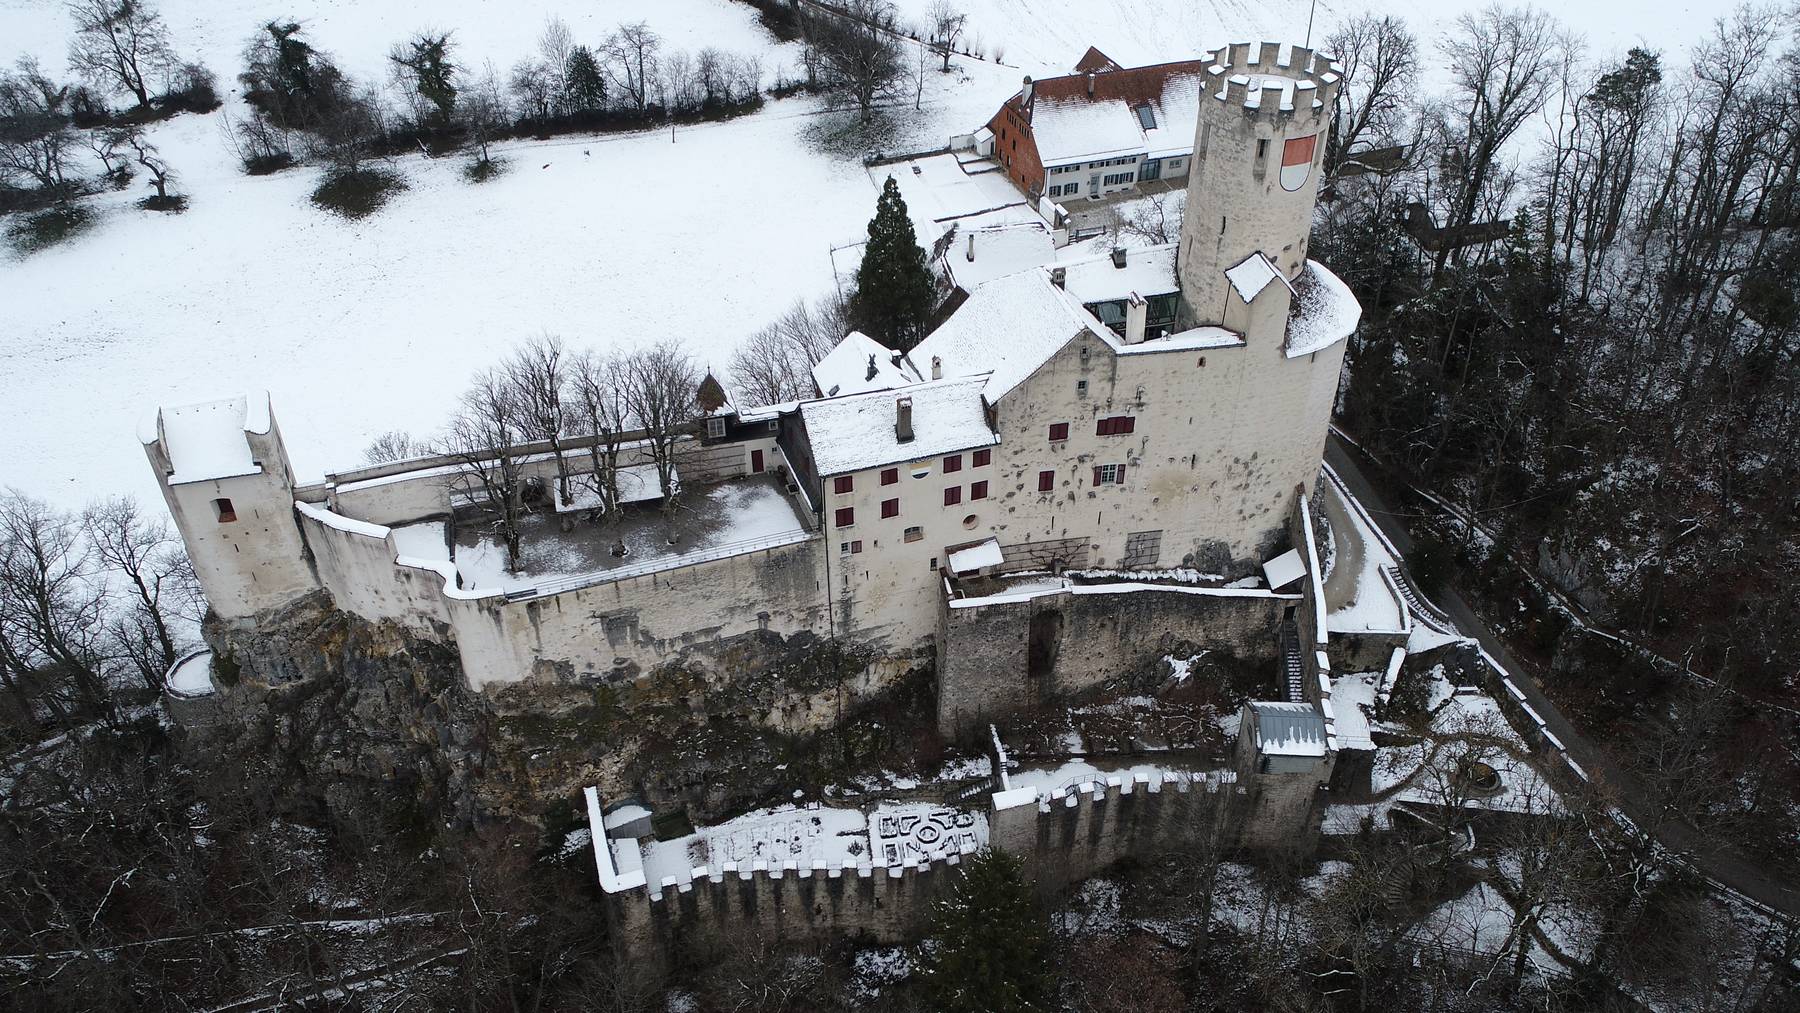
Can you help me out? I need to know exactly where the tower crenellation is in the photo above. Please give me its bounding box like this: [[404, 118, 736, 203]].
[[1177, 41, 1341, 337]]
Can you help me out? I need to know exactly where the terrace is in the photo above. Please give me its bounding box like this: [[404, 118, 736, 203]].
[[391, 473, 814, 600]]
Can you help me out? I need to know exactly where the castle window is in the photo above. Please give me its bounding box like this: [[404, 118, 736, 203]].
[[1093, 463, 1125, 485], [904, 526, 924, 543], [213, 497, 236, 523], [943, 454, 962, 473], [705, 417, 725, 439], [1047, 422, 1069, 442], [1076, 380, 1088, 398], [1096, 416, 1136, 436], [839, 540, 863, 555], [881, 467, 899, 485], [882, 498, 899, 519], [834, 475, 854, 495], [972, 449, 990, 467], [835, 507, 855, 528], [944, 486, 962, 506], [971, 481, 989, 500], [1037, 470, 1055, 492], [1254, 138, 1269, 179]]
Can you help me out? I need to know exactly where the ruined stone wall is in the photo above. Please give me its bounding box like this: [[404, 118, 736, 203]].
[[466, 536, 833, 690], [936, 584, 1295, 735]]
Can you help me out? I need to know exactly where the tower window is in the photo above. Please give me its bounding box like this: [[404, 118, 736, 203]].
[[1047, 422, 1069, 442], [1254, 138, 1269, 179], [1037, 470, 1055, 492], [213, 498, 236, 523]]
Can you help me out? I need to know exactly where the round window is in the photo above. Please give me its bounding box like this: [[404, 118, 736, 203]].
[[962, 514, 979, 529]]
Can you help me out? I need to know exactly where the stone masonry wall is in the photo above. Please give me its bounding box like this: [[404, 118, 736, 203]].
[[936, 584, 1295, 735]]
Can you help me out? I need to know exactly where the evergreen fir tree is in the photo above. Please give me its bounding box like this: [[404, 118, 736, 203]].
[[915, 848, 1054, 1013], [849, 175, 936, 351], [564, 45, 606, 113]]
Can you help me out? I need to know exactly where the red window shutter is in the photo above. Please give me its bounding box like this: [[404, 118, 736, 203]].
[[973, 449, 991, 467], [1038, 470, 1054, 492], [834, 475, 853, 494], [881, 468, 898, 485], [835, 507, 854, 527], [881, 498, 899, 518], [971, 481, 988, 500], [944, 454, 962, 473], [1048, 422, 1068, 441], [1122, 416, 1135, 434], [1093, 466, 1103, 485], [944, 486, 961, 506]]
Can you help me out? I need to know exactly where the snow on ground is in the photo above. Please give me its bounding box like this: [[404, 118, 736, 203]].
[[1324, 474, 1406, 633], [887, 0, 1704, 87], [1, 2, 1016, 513], [1330, 671, 1379, 750], [2, 0, 1704, 517]]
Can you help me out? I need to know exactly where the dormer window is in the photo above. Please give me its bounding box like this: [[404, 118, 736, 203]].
[[1134, 104, 1156, 130]]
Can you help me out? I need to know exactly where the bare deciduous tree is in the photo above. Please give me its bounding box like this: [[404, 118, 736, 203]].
[[1323, 14, 1419, 183], [623, 342, 700, 523], [362, 429, 424, 465], [537, 16, 573, 112], [728, 323, 813, 407], [925, 2, 968, 72], [0, 492, 112, 726], [439, 371, 529, 571], [801, 1, 904, 123], [568, 350, 633, 523], [1434, 5, 1563, 272], [0, 58, 79, 198], [604, 22, 661, 114], [66, 0, 176, 109], [81, 496, 196, 691], [462, 60, 508, 166], [504, 334, 574, 506]]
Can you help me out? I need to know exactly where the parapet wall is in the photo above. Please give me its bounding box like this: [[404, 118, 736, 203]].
[[292, 497, 834, 692]]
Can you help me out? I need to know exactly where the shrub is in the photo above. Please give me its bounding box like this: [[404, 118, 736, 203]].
[[310, 166, 405, 219], [139, 193, 187, 212], [242, 152, 296, 175], [6, 204, 95, 253], [462, 158, 504, 184]]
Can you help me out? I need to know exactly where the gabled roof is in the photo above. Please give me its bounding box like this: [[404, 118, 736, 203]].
[[1025, 60, 1209, 166], [1224, 251, 1294, 303], [909, 269, 1100, 400], [1073, 46, 1123, 74], [799, 376, 997, 477], [1250, 701, 1329, 757], [811, 331, 922, 398]]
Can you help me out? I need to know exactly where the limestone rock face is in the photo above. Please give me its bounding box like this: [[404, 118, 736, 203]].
[[197, 591, 922, 827]]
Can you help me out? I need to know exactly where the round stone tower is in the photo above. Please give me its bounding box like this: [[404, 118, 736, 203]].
[[1176, 42, 1341, 338]]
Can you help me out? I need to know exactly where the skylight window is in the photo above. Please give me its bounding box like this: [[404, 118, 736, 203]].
[[1135, 104, 1156, 130]]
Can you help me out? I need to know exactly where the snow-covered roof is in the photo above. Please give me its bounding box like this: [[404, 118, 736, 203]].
[[1285, 260, 1362, 358], [1224, 251, 1293, 304], [1027, 62, 1210, 168], [1060, 243, 1180, 304], [152, 393, 270, 485], [944, 223, 1057, 291], [1262, 548, 1305, 590], [811, 331, 921, 398], [910, 270, 1099, 400], [799, 376, 997, 476], [1033, 98, 1151, 164], [1250, 701, 1329, 757], [947, 538, 1004, 574], [553, 463, 671, 512]]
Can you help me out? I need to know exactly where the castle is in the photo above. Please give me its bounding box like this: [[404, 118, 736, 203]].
[[144, 42, 1369, 959]]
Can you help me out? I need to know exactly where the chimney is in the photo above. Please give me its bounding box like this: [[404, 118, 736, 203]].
[[1111, 247, 1127, 268], [1050, 267, 1067, 289], [895, 397, 914, 442], [866, 353, 878, 381], [931, 355, 943, 380], [1125, 292, 1148, 345], [1020, 75, 1034, 103], [966, 231, 975, 262], [1087, 71, 1096, 97]]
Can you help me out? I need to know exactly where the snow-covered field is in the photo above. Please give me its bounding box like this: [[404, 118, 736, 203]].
[[1, 0, 1710, 514]]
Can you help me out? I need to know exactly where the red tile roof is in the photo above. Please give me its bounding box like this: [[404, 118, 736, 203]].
[[1072, 46, 1122, 74], [1030, 59, 1211, 112]]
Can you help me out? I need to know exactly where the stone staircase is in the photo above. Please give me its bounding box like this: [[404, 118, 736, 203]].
[[1280, 619, 1304, 701], [1382, 565, 1455, 633]]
